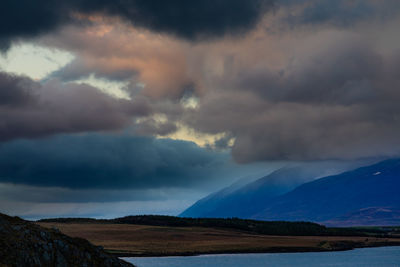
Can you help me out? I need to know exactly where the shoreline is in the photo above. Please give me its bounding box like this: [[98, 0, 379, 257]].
[[111, 242, 400, 258]]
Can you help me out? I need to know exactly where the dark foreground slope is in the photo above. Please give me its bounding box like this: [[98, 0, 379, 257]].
[[253, 159, 400, 225], [0, 213, 133, 267]]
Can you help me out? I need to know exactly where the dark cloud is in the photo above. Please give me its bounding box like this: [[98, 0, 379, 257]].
[[0, 0, 274, 49], [92, 0, 274, 39], [0, 159, 363, 205], [0, 134, 230, 189], [0, 72, 150, 141], [235, 43, 382, 105], [184, 38, 400, 162], [0, 72, 37, 106], [0, 1, 68, 50], [2, 1, 400, 165], [277, 0, 400, 28]]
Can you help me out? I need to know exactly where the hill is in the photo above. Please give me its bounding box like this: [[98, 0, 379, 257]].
[[0, 213, 133, 267]]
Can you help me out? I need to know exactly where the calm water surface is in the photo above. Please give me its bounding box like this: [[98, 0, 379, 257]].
[[123, 246, 400, 267]]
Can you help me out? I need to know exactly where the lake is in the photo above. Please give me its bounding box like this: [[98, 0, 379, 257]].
[[123, 246, 400, 267]]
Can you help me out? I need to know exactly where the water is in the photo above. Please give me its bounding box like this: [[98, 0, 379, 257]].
[[122, 246, 400, 267]]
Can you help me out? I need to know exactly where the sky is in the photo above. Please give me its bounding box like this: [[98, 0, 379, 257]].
[[0, 0, 400, 219]]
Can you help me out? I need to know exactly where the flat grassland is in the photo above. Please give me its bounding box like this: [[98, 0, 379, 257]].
[[37, 222, 400, 256]]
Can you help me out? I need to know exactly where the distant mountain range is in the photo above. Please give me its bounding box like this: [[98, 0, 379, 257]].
[[180, 159, 400, 226], [180, 165, 326, 218]]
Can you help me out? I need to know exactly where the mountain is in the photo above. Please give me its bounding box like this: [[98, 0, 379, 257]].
[[180, 163, 346, 218], [252, 159, 400, 225], [323, 207, 400, 227], [0, 213, 133, 267]]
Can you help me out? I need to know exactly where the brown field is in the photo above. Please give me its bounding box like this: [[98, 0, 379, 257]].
[[38, 222, 400, 256]]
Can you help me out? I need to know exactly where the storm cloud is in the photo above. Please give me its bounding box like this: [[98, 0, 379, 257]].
[[0, 0, 275, 50], [278, 0, 400, 28], [184, 35, 400, 161], [0, 72, 150, 141], [2, 0, 400, 164], [33, 4, 400, 162], [0, 134, 233, 189]]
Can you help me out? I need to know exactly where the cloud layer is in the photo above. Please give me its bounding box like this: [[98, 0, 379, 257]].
[[0, 72, 151, 141], [184, 32, 400, 161], [2, 0, 400, 163], [0, 0, 275, 50], [0, 134, 232, 189], [40, 7, 400, 162]]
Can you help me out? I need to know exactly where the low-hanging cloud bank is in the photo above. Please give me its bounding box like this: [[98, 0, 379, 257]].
[[0, 134, 236, 189]]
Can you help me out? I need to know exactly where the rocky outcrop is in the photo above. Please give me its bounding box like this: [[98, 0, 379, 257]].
[[0, 213, 133, 267]]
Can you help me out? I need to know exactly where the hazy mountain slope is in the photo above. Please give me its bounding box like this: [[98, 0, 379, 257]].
[[179, 175, 259, 218], [180, 165, 339, 218], [252, 159, 400, 225]]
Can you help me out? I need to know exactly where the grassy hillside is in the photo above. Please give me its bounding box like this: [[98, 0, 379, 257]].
[[38, 215, 395, 237], [38, 221, 400, 257]]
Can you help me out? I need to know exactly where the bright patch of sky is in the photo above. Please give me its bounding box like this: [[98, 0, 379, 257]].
[[180, 94, 199, 109], [0, 42, 130, 100], [135, 114, 228, 148], [0, 42, 74, 80], [161, 122, 233, 148], [73, 74, 131, 100]]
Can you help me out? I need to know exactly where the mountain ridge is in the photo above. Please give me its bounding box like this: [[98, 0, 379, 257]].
[[181, 159, 400, 226], [180, 165, 324, 218], [252, 158, 400, 224]]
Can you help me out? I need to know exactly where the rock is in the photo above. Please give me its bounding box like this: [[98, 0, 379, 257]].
[[0, 213, 134, 267]]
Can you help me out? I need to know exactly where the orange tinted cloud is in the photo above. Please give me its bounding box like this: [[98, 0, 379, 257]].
[[42, 19, 193, 99]]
